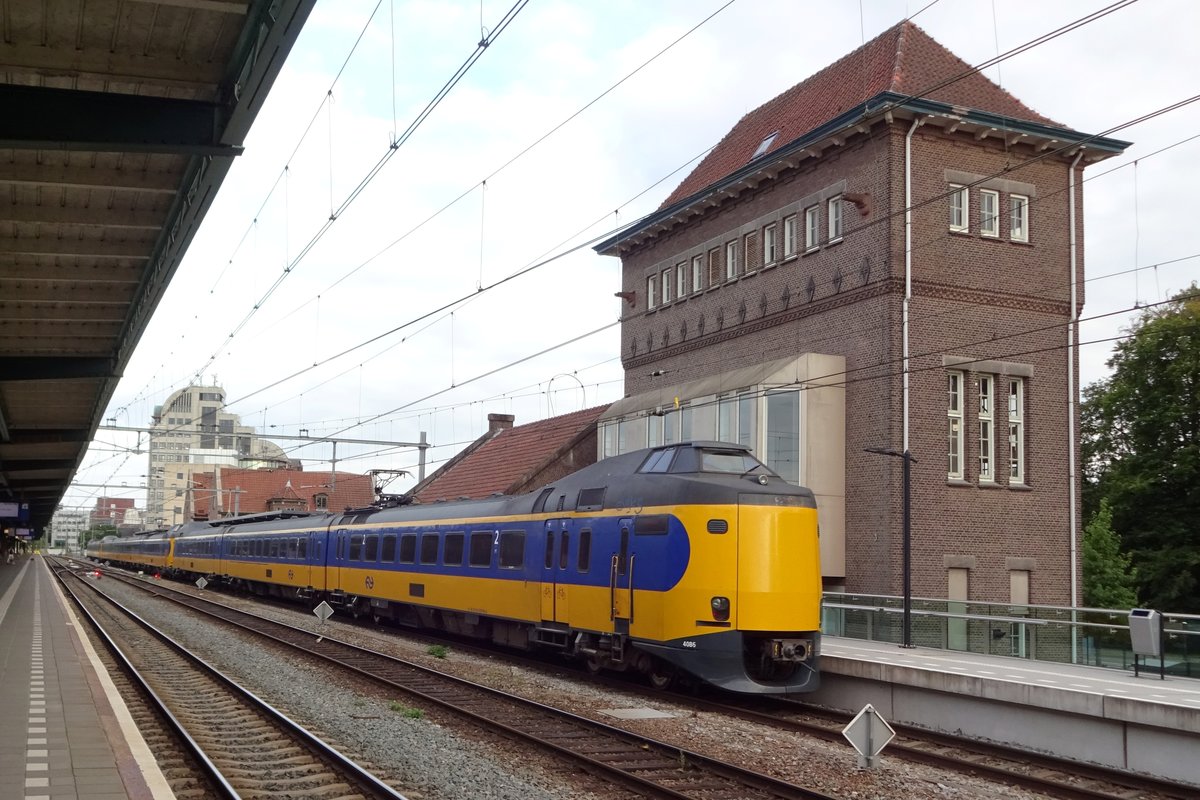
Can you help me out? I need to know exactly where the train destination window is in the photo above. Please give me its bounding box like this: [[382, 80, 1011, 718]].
[[559, 532, 570, 569], [444, 532, 465, 566], [420, 534, 439, 565], [468, 532, 493, 567], [544, 533, 555, 569], [399, 534, 416, 564], [635, 515, 670, 535], [365, 535, 379, 562], [381, 534, 397, 562], [499, 530, 525, 568], [349, 535, 363, 561]]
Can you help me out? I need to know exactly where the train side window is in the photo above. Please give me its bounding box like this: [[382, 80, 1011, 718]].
[[365, 534, 379, 562], [269, 539, 279, 558], [498, 530, 525, 568], [381, 534, 397, 562], [618, 528, 629, 576], [559, 532, 570, 570], [298, 539, 307, 559], [420, 534, 439, 565], [287, 538, 298, 559], [336, 534, 343, 560], [444, 532, 464, 566], [544, 532, 555, 569], [399, 534, 416, 564], [349, 534, 363, 561], [468, 532, 492, 567]]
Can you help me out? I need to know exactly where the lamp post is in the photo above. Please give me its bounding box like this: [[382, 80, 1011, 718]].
[[865, 446, 917, 648]]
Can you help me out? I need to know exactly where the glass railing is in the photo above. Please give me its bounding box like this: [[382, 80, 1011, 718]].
[[821, 593, 1200, 679]]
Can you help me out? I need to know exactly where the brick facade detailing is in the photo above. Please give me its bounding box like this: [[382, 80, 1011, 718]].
[[605, 114, 1119, 608]]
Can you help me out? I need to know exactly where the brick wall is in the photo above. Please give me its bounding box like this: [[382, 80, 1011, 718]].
[[610, 121, 1085, 606]]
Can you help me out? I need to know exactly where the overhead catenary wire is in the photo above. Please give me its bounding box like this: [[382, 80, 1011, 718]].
[[87, 1, 1190, 489]]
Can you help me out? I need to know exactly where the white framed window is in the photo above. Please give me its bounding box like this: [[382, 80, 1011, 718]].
[[827, 196, 843, 242], [691, 256, 703, 293], [646, 275, 657, 310], [647, 414, 662, 447], [725, 241, 738, 280], [1008, 378, 1025, 482], [661, 269, 672, 303], [980, 189, 999, 238], [949, 184, 968, 232], [978, 375, 994, 482], [676, 262, 687, 297], [783, 214, 797, 257], [804, 206, 819, 251], [947, 371, 964, 479], [763, 224, 777, 265], [1010, 195, 1029, 242]]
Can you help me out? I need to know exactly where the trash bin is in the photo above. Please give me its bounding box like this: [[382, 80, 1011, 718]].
[[1129, 608, 1165, 680], [1129, 608, 1162, 657]]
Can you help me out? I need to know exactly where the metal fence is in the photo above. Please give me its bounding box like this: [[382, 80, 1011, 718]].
[[821, 593, 1200, 678]]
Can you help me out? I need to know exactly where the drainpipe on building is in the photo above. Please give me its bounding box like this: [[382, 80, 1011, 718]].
[[903, 116, 922, 456], [1068, 149, 1083, 663]]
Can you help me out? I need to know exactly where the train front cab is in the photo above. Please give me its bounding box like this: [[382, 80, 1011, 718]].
[[618, 495, 821, 693]]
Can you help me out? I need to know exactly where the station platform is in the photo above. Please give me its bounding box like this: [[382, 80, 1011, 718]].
[[0, 556, 172, 800], [817, 636, 1200, 786]]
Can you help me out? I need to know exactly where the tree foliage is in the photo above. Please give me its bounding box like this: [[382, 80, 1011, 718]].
[[1081, 286, 1200, 613], [1081, 499, 1138, 609]]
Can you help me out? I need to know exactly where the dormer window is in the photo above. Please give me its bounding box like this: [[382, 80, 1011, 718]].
[[752, 131, 779, 159]]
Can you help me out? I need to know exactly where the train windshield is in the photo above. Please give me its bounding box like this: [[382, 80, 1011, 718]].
[[699, 449, 769, 475]]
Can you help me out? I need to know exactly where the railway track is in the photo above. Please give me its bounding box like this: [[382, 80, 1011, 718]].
[[77, 561, 839, 800], [74, 560, 1197, 800], [53, 562, 406, 800]]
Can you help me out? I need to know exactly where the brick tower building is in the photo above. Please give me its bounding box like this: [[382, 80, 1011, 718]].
[[594, 22, 1128, 627]]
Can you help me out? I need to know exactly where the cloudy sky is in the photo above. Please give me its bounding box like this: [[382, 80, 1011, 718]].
[[67, 0, 1200, 510]]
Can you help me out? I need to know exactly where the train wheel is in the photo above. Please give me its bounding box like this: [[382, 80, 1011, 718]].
[[647, 661, 676, 691], [584, 654, 604, 675]]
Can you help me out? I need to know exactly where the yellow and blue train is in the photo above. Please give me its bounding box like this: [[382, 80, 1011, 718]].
[[89, 441, 823, 693]]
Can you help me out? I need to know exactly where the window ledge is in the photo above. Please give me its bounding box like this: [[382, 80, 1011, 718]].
[[978, 480, 1002, 489], [1011, 238, 1033, 246], [1008, 482, 1032, 491], [802, 247, 820, 257], [762, 261, 778, 272], [705, 285, 721, 294], [826, 237, 844, 248], [949, 227, 971, 236], [946, 478, 972, 487], [980, 233, 1002, 241], [782, 253, 799, 264], [742, 270, 759, 281]]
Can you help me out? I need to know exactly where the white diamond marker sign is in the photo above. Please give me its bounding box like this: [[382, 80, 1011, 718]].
[[842, 704, 895, 769]]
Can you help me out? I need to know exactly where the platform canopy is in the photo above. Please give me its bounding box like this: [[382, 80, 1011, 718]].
[[0, 0, 316, 534]]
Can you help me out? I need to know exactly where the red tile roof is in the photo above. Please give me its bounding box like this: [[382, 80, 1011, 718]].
[[414, 405, 608, 503], [661, 21, 1058, 208], [190, 468, 374, 518]]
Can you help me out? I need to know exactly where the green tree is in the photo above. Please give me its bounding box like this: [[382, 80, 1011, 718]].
[[1081, 499, 1138, 609], [1081, 286, 1200, 613]]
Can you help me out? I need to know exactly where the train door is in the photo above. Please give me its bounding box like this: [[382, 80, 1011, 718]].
[[609, 519, 633, 634], [309, 529, 327, 591], [540, 519, 571, 623]]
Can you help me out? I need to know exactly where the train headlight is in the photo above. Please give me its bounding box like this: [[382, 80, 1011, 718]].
[[710, 596, 730, 621]]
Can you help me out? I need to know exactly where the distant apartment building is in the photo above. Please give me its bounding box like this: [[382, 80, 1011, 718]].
[[50, 507, 87, 551], [146, 384, 294, 526], [89, 497, 136, 529]]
